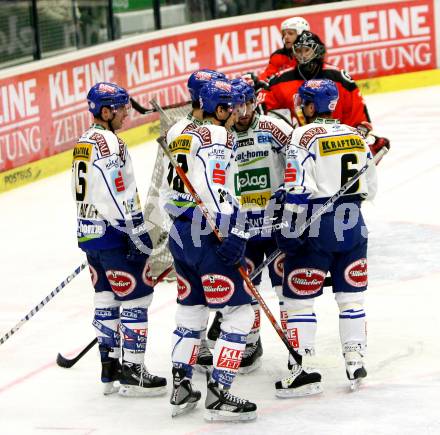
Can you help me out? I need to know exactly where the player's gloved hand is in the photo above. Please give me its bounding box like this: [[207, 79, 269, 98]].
[[216, 211, 250, 266], [369, 135, 390, 156], [126, 213, 153, 263], [242, 72, 269, 91], [355, 121, 373, 139]]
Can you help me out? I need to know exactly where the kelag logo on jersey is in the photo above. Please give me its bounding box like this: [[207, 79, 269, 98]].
[[235, 167, 270, 193]]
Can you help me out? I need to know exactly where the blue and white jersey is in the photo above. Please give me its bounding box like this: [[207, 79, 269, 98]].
[[71, 124, 142, 250], [160, 122, 239, 222], [284, 119, 377, 203], [231, 113, 293, 238]]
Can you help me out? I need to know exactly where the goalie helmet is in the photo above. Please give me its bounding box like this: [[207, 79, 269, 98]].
[[298, 79, 339, 114], [187, 69, 227, 102], [231, 78, 255, 102], [293, 31, 326, 65], [280, 16, 310, 35], [199, 80, 245, 114], [87, 82, 129, 117]]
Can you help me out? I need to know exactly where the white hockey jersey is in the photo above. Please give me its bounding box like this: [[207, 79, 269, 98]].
[[285, 119, 377, 202], [160, 121, 238, 222], [71, 124, 142, 250]]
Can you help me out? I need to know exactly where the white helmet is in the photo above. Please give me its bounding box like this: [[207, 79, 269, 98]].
[[280, 16, 310, 35]]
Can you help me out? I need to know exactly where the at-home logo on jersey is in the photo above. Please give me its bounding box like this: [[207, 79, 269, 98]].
[[217, 346, 244, 370], [235, 167, 270, 193]]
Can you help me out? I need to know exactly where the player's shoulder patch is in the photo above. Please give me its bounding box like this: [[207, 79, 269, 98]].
[[258, 118, 290, 144], [322, 64, 357, 91], [299, 126, 327, 148], [90, 132, 111, 157], [194, 126, 212, 147]]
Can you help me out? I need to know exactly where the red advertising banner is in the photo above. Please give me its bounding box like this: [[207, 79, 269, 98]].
[[0, 0, 436, 174]]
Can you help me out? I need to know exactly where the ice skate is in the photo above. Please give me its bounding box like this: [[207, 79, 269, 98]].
[[205, 377, 257, 422], [101, 357, 121, 395], [239, 338, 263, 374], [275, 364, 322, 398], [170, 368, 201, 417], [119, 361, 167, 397], [206, 311, 222, 348], [194, 339, 213, 373], [344, 350, 367, 392]]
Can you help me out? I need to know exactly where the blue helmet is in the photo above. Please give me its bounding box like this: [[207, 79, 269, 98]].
[[230, 78, 255, 102], [187, 69, 227, 102], [87, 82, 129, 117], [199, 80, 245, 114], [298, 79, 339, 114]]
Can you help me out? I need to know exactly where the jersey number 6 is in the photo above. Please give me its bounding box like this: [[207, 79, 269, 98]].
[[340, 153, 360, 194], [74, 160, 87, 201]]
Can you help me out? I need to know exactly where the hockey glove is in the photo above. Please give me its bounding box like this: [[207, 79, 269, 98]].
[[126, 213, 153, 263], [216, 211, 250, 266], [242, 72, 269, 92], [356, 122, 390, 163]]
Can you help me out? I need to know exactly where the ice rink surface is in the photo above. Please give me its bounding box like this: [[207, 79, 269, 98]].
[[1, 86, 440, 435]]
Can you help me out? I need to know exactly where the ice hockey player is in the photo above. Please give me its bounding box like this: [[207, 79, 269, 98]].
[[163, 80, 257, 421], [159, 68, 227, 373], [72, 82, 167, 397], [258, 16, 310, 83], [206, 78, 294, 374], [258, 31, 370, 129], [274, 79, 385, 396]]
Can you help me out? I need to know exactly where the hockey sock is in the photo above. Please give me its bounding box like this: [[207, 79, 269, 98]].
[[171, 327, 201, 379], [212, 330, 247, 388], [245, 302, 261, 346], [120, 307, 148, 364], [93, 306, 121, 359]]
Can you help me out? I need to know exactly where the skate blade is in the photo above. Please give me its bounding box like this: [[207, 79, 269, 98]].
[[238, 358, 262, 375], [118, 384, 167, 397], [275, 382, 323, 398], [204, 409, 257, 422], [172, 401, 198, 417], [349, 379, 362, 392], [103, 381, 120, 395]]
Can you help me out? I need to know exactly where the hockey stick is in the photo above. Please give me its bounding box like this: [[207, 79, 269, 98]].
[[248, 145, 389, 282], [151, 100, 303, 365], [130, 97, 191, 116], [56, 264, 174, 368], [0, 262, 88, 346]]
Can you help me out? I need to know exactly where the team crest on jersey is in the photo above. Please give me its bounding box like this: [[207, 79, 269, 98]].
[[344, 258, 368, 287], [299, 127, 326, 147], [142, 262, 154, 287], [319, 135, 365, 156], [176, 274, 191, 301], [169, 135, 192, 154], [73, 143, 92, 161], [202, 274, 234, 304], [287, 268, 326, 296], [106, 270, 136, 297]]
